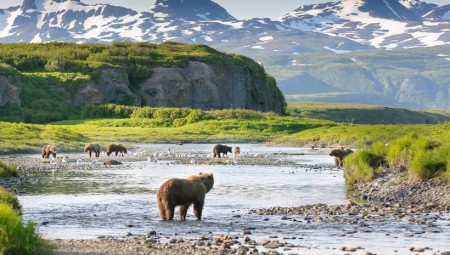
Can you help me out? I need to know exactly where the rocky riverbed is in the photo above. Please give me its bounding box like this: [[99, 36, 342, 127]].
[[1, 146, 450, 255]]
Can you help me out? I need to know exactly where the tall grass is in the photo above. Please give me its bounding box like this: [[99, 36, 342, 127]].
[[343, 151, 375, 185], [0, 161, 18, 178], [0, 204, 53, 255], [0, 187, 21, 213]]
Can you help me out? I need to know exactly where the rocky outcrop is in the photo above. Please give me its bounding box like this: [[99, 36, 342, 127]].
[[139, 61, 285, 114], [73, 68, 138, 106], [0, 74, 22, 107]]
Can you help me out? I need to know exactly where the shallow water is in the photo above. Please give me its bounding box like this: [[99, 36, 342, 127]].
[[17, 144, 450, 254]]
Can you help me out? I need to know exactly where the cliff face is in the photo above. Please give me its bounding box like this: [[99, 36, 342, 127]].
[[73, 68, 137, 106], [0, 73, 22, 107], [138, 61, 285, 114], [1, 61, 285, 115]]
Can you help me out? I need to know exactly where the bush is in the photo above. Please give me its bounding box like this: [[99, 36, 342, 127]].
[[0, 188, 22, 213], [343, 150, 376, 185], [0, 204, 53, 255], [0, 161, 18, 178], [385, 133, 434, 170], [410, 144, 449, 182]]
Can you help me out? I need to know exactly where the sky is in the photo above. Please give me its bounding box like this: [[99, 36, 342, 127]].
[[0, 0, 448, 19]]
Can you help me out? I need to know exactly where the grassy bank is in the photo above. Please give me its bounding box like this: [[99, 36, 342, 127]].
[[0, 103, 448, 155]]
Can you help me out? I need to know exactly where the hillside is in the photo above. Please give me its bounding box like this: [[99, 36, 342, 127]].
[[0, 42, 286, 123], [270, 46, 450, 109], [288, 102, 450, 124]]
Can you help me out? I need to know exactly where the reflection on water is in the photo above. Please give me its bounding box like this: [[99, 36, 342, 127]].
[[17, 144, 450, 254]]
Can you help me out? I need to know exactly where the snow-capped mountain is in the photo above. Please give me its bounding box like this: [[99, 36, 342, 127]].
[[0, 0, 449, 51], [280, 0, 449, 49]]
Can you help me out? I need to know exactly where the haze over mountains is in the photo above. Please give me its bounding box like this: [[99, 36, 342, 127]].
[[1, 0, 449, 109]]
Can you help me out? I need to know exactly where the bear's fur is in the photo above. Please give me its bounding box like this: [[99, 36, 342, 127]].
[[213, 144, 232, 158], [329, 148, 354, 167], [41, 145, 57, 158], [157, 172, 214, 221], [103, 159, 123, 165], [84, 143, 101, 157], [234, 146, 241, 155], [106, 144, 127, 156]]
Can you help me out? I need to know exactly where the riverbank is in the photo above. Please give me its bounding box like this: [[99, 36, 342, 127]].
[[1, 146, 450, 255]]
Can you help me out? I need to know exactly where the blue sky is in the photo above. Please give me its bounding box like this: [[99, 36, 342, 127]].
[[0, 0, 448, 19]]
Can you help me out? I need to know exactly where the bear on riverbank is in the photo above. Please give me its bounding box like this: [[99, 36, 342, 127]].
[[234, 146, 241, 155], [329, 148, 354, 167], [106, 144, 127, 156], [213, 144, 232, 158], [157, 172, 214, 221], [41, 145, 57, 158], [84, 143, 101, 157]]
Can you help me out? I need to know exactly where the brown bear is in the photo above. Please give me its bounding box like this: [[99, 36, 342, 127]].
[[157, 172, 214, 221], [234, 146, 241, 155], [103, 159, 123, 165], [41, 145, 57, 158], [84, 143, 101, 157], [106, 144, 127, 156], [329, 148, 354, 167], [213, 144, 232, 158]]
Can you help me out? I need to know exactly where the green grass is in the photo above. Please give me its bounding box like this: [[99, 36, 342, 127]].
[[0, 187, 21, 213], [0, 204, 53, 255], [0, 161, 18, 178], [343, 151, 376, 185]]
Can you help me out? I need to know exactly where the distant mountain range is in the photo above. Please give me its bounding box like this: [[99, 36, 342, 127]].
[[1, 0, 449, 109]]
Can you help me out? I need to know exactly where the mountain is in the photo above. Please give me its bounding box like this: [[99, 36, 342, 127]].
[[279, 0, 449, 49], [2, 0, 448, 50]]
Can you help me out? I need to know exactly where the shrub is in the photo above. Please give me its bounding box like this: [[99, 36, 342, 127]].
[[0, 188, 22, 213], [410, 144, 449, 182], [385, 133, 434, 170], [0, 204, 54, 255], [0, 161, 18, 178], [343, 150, 376, 185]]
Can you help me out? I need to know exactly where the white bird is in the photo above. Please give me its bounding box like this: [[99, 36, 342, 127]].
[[76, 159, 83, 165], [62, 157, 67, 164]]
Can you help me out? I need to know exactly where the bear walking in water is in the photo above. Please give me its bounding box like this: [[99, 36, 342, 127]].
[[106, 144, 127, 156], [157, 172, 214, 221], [329, 148, 354, 167], [84, 143, 101, 157], [213, 144, 232, 158], [41, 145, 57, 158]]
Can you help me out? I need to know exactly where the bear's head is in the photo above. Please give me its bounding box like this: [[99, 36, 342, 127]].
[[84, 144, 92, 152], [226, 146, 232, 153], [119, 144, 127, 154], [49, 146, 57, 153], [187, 172, 214, 193]]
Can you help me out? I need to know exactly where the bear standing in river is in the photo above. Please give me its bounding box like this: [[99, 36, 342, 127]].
[[213, 144, 232, 158], [157, 172, 214, 221], [329, 148, 354, 167], [106, 144, 127, 156], [84, 143, 101, 157], [41, 145, 57, 158]]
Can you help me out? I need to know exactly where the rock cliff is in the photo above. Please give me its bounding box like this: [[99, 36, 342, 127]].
[[138, 61, 285, 114]]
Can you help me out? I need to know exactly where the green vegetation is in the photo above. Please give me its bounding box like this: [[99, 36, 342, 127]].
[[288, 102, 450, 124], [0, 161, 18, 178], [0, 187, 21, 213], [343, 126, 450, 185], [0, 204, 53, 255]]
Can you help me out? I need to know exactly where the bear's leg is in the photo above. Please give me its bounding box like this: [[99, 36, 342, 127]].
[[334, 157, 340, 167], [179, 203, 191, 220], [89, 150, 92, 157], [167, 205, 175, 220], [96, 151, 100, 157], [115, 151, 118, 156], [193, 201, 204, 220], [338, 158, 343, 167]]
